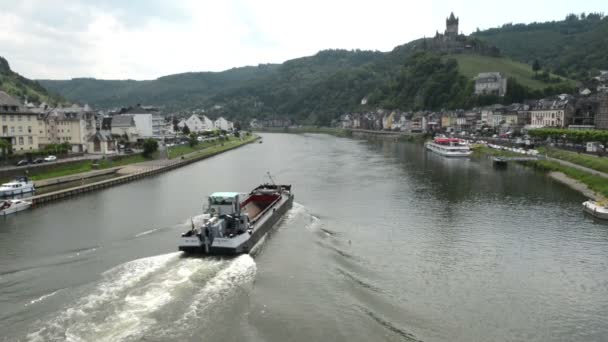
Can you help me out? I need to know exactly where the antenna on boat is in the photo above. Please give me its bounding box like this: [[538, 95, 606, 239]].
[[266, 172, 276, 185]]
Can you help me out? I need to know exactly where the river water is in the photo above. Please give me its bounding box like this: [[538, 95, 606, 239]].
[[1, 133, 607, 342]]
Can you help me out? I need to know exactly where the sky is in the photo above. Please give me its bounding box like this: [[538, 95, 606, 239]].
[[0, 0, 604, 80]]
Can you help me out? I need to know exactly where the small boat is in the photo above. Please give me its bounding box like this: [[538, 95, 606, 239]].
[[0, 176, 36, 198], [425, 137, 472, 157], [179, 181, 294, 255], [0, 199, 32, 216], [582, 200, 608, 220]]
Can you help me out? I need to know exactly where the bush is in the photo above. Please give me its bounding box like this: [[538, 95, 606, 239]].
[[142, 139, 158, 157]]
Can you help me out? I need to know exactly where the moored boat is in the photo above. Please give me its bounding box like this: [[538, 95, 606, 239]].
[[179, 182, 294, 255], [0, 176, 35, 198], [0, 199, 32, 216], [582, 200, 608, 220], [425, 137, 472, 157]]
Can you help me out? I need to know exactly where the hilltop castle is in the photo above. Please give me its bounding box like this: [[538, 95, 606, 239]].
[[435, 12, 461, 42], [426, 12, 500, 56], [445, 12, 459, 38]]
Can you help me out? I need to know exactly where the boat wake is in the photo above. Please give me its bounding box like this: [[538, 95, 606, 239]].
[[26, 253, 256, 342]]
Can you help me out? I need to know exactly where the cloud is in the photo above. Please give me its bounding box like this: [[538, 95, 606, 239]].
[[0, 0, 604, 80]]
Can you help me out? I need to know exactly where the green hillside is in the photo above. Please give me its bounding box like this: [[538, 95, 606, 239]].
[[0, 56, 63, 105], [448, 54, 574, 90], [473, 13, 608, 80]]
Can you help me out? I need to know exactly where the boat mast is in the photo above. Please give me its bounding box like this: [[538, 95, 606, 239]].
[[266, 171, 276, 185]]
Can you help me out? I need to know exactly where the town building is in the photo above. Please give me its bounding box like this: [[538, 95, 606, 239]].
[[180, 114, 214, 132], [110, 115, 139, 142], [474, 72, 508, 97], [87, 130, 116, 154], [0, 91, 40, 152], [596, 93, 608, 130], [529, 97, 573, 128], [118, 105, 164, 137], [37, 104, 97, 152], [214, 117, 234, 131]]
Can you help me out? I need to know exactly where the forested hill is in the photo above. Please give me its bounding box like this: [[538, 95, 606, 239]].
[[0, 56, 63, 105], [38, 64, 281, 110], [472, 13, 608, 80]]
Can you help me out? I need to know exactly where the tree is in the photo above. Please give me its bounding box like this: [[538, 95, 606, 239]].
[[0, 139, 11, 159], [532, 59, 541, 76], [142, 139, 158, 157], [182, 125, 190, 135], [188, 133, 198, 147]]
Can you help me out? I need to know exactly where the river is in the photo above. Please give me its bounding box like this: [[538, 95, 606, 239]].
[[1, 133, 607, 341]]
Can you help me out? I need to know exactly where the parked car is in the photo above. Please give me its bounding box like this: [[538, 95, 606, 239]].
[[33, 158, 45, 164], [16, 159, 29, 166], [44, 155, 57, 162], [124, 148, 134, 154]]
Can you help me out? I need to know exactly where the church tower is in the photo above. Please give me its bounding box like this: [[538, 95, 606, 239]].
[[445, 12, 459, 38]]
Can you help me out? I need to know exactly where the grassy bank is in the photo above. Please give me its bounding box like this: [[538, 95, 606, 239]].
[[168, 135, 257, 159], [538, 147, 608, 174], [176, 135, 258, 161], [473, 145, 608, 198], [533, 160, 608, 198], [26, 154, 153, 181], [253, 127, 352, 137]]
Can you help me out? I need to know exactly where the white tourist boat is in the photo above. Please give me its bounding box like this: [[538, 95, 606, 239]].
[[425, 137, 472, 157], [0, 199, 32, 216], [0, 177, 35, 197], [582, 200, 608, 220]]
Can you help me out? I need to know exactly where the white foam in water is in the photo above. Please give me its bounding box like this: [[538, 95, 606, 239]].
[[285, 202, 306, 222], [134, 227, 163, 238], [26, 253, 256, 342], [27, 252, 183, 342], [175, 255, 257, 329], [25, 289, 63, 307]]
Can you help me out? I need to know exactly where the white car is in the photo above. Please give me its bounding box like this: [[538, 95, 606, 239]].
[[44, 155, 57, 162]]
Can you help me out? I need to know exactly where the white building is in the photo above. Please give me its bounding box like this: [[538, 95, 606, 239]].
[[529, 99, 572, 128], [132, 114, 153, 137], [214, 117, 234, 131], [182, 114, 214, 132], [474, 72, 508, 97]]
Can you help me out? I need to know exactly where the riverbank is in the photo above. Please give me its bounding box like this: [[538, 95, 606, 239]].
[[253, 126, 352, 137], [473, 145, 608, 199], [26, 135, 259, 206]]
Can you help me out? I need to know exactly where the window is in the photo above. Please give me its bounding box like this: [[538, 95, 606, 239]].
[[1, 116, 4, 121], [17, 115, 22, 121], [27, 126, 31, 133], [27, 116, 31, 121], [10, 127, 14, 133], [9, 115, 14, 121], [18, 126, 23, 133], [18, 137, 23, 145], [28, 137, 33, 145]]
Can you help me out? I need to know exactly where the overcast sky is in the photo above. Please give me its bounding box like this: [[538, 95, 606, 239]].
[[0, 0, 604, 80]]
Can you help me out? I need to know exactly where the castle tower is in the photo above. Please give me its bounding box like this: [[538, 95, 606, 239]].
[[445, 12, 459, 38]]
